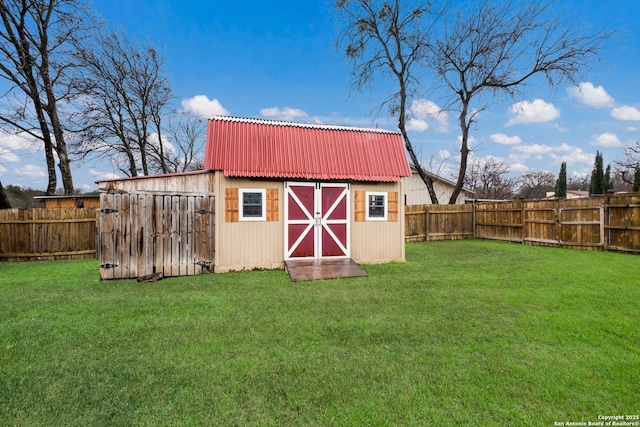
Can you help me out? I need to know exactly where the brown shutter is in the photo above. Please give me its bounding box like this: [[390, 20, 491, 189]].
[[388, 191, 399, 222], [266, 188, 279, 222], [225, 188, 238, 222], [354, 191, 365, 222]]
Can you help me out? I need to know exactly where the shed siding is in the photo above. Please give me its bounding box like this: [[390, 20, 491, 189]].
[[99, 171, 216, 194], [350, 181, 405, 264], [214, 175, 284, 272]]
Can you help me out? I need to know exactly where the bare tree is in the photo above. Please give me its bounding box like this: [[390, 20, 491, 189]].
[[517, 170, 556, 199], [428, 0, 611, 203], [610, 169, 632, 193], [149, 112, 207, 174], [72, 29, 172, 177], [335, 0, 445, 203], [567, 175, 590, 191], [464, 158, 517, 200], [614, 139, 640, 185], [0, 0, 90, 195]]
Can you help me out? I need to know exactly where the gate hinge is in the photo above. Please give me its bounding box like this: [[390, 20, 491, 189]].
[[194, 260, 211, 267], [100, 208, 118, 214], [195, 209, 211, 215], [100, 263, 118, 269]]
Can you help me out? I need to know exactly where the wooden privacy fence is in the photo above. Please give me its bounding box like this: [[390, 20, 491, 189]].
[[99, 192, 215, 280], [405, 193, 640, 253], [405, 204, 474, 241], [0, 208, 97, 261]]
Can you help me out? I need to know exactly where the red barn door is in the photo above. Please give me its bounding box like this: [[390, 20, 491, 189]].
[[285, 182, 349, 260]]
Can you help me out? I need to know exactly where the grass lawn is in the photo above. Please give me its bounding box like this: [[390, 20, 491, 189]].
[[1, 240, 638, 426]]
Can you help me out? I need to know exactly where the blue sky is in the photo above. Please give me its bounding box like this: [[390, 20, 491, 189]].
[[1, 0, 640, 191]]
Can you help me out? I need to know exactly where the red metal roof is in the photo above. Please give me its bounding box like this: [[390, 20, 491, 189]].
[[204, 116, 411, 182]]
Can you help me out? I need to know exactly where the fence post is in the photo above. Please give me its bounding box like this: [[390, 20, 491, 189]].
[[520, 199, 525, 244], [472, 201, 476, 239], [424, 204, 429, 242], [555, 199, 561, 246]]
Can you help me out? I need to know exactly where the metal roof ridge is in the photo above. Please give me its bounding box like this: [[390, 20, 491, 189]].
[[209, 115, 400, 135]]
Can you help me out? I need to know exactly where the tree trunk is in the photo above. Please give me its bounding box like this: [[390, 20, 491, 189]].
[[48, 105, 74, 195], [397, 84, 439, 204], [450, 101, 470, 204], [40, 47, 75, 195]]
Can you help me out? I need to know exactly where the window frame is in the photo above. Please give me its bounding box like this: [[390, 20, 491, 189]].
[[239, 188, 266, 221], [365, 191, 387, 221]]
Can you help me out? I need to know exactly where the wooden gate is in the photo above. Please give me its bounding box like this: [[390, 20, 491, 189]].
[[99, 192, 215, 280]]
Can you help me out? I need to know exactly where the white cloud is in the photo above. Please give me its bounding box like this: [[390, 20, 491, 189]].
[[567, 82, 615, 108], [406, 99, 449, 132], [90, 168, 120, 181], [260, 107, 308, 121], [437, 149, 451, 160], [14, 164, 45, 178], [549, 146, 593, 168], [591, 132, 622, 147], [611, 106, 640, 121], [148, 133, 176, 157], [181, 95, 229, 118], [490, 133, 523, 145], [627, 126, 638, 132], [513, 143, 556, 157], [509, 163, 529, 173], [0, 147, 19, 163], [0, 128, 40, 158], [506, 99, 560, 126]]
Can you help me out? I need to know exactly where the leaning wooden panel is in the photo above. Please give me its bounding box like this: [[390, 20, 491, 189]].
[[154, 195, 168, 277], [168, 195, 181, 277], [111, 193, 126, 279], [204, 196, 216, 272], [141, 194, 156, 276], [181, 195, 194, 275], [130, 193, 143, 277], [194, 196, 207, 272], [99, 193, 116, 279], [120, 193, 133, 278]]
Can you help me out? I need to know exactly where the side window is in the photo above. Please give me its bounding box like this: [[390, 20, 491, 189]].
[[239, 189, 266, 221], [366, 192, 387, 221]]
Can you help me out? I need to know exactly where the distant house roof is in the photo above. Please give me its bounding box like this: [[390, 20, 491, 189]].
[[409, 165, 474, 194], [204, 116, 412, 182], [545, 190, 590, 199]]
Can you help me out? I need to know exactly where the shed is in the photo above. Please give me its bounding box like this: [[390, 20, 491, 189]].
[[97, 116, 411, 279]]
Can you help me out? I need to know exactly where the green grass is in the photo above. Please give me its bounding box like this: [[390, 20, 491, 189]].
[[1, 240, 638, 426]]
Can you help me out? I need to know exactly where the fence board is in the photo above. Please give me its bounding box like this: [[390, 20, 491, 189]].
[[405, 193, 640, 254], [0, 208, 97, 262], [404, 204, 473, 241], [475, 200, 523, 242]]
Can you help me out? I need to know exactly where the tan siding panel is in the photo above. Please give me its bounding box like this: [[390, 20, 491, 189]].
[[215, 177, 284, 272], [99, 171, 215, 194], [350, 182, 405, 263]]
